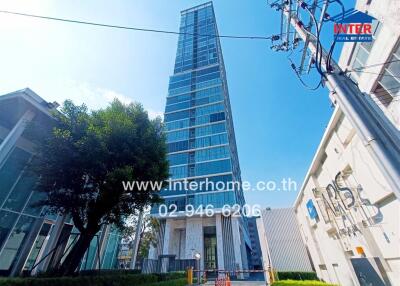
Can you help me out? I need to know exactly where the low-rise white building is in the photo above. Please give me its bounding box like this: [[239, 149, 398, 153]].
[[294, 108, 399, 286], [256, 208, 314, 284], [294, 1, 400, 285]]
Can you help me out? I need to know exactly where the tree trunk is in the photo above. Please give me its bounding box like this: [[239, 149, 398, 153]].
[[59, 229, 97, 276]]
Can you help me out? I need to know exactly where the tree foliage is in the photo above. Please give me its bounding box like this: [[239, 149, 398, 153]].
[[32, 99, 169, 275], [121, 214, 159, 263]]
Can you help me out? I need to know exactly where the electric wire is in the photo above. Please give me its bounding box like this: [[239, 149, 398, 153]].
[[326, 0, 345, 72], [289, 57, 323, 90], [0, 10, 279, 40], [346, 70, 400, 79], [299, 1, 326, 90], [348, 59, 400, 71]]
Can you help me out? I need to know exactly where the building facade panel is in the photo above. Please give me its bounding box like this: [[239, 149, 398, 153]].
[[257, 208, 314, 274]]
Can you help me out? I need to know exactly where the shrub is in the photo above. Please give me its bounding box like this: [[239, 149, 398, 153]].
[[78, 269, 142, 276], [272, 280, 338, 286], [0, 273, 158, 286], [155, 271, 186, 281], [148, 278, 187, 286], [0, 272, 187, 286], [277, 272, 318, 281]]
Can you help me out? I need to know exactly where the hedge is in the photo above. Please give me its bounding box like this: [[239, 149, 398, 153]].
[[147, 278, 187, 286], [0, 273, 158, 286], [272, 280, 338, 286], [155, 271, 186, 281], [78, 269, 141, 276], [277, 272, 318, 281], [0, 272, 187, 286]]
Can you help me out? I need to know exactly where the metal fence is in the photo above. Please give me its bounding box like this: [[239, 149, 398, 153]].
[[142, 257, 195, 273]]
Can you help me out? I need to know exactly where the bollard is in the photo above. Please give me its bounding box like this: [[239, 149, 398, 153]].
[[187, 267, 193, 285]]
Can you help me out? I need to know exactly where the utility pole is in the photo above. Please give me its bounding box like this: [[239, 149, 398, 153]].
[[270, 1, 400, 195]]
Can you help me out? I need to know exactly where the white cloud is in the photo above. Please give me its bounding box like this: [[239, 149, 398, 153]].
[[147, 109, 164, 120], [54, 80, 163, 119]]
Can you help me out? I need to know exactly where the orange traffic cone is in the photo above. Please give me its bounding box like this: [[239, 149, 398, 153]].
[[226, 274, 231, 286]]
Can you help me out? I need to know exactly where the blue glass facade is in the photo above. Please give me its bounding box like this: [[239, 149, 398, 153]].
[[158, 2, 246, 213], [0, 89, 120, 276]]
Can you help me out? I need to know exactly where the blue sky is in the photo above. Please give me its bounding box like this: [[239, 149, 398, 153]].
[[0, 0, 355, 208]]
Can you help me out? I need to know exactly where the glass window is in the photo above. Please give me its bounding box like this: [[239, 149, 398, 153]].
[[0, 147, 31, 206], [170, 165, 188, 179], [193, 174, 233, 191], [168, 152, 189, 166], [166, 93, 191, 105], [210, 112, 225, 123], [23, 191, 46, 216], [195, 122, 226, 137], [167, 140, 189, 153], [164, 110, 190, 122], [23, 223, 52, 272], [195, 103, 224, 117], [101, 232, 119, 269], [166, 129, 190, 143], [195, 133, 228, 148], [165, 101, 190, 113], [194, 191, 235, 208], [3, 171, 37, 212], [351, 21, 381, 76], [195, 146, 230, 163], [195, 159, 231, 176], [0, 211, 19, 251], [80, 237, 99, 270], [373, 44, 400, 106], [387, 59, 400, 77], [165, 119, 190, 131], [0, 215, 35, 273]]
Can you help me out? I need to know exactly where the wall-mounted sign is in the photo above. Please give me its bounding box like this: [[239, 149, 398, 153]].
[[306, 199, 318, 220], [311, 172, 381, 237]]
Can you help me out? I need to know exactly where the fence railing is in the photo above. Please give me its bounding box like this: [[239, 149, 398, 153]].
[[141, 258, 196, 273]]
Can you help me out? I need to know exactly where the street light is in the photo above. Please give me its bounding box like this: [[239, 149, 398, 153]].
[[194, 251, 201, 285]]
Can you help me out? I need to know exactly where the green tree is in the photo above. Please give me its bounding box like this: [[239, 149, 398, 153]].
[[32, 99, 168, 275], [121, 214, 159, 265]]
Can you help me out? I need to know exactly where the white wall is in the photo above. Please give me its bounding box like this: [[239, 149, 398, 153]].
[[294, 109, 400, 286]]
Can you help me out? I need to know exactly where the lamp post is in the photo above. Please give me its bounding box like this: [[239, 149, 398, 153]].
[[194, 252, 201, 285]]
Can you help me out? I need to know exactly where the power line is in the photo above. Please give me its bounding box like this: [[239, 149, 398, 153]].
[[0, 10, 279, 40], [349, 59, 400, 71], [347, 69, 400, 79]]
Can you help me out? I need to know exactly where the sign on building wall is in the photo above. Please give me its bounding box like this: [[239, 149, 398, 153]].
[[306, 199, 318, 220], [310, 171, 382, 238], [331, 9, 376, 42]]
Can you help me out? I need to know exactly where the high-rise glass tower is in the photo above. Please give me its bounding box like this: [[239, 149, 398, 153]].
[[150, 2, 251, 272]]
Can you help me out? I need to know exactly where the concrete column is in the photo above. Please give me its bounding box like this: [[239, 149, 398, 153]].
[[231, 217, 244, 279], [130, 212, 144, 269], [148, 245, 157, 259], [161, 219, 174, 273], [162, 219, 173, 255], [215, 214, 225, 270], [0, 110, 35, 165], [256, 217, 271, 285], [185, 217, 204, 270]]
